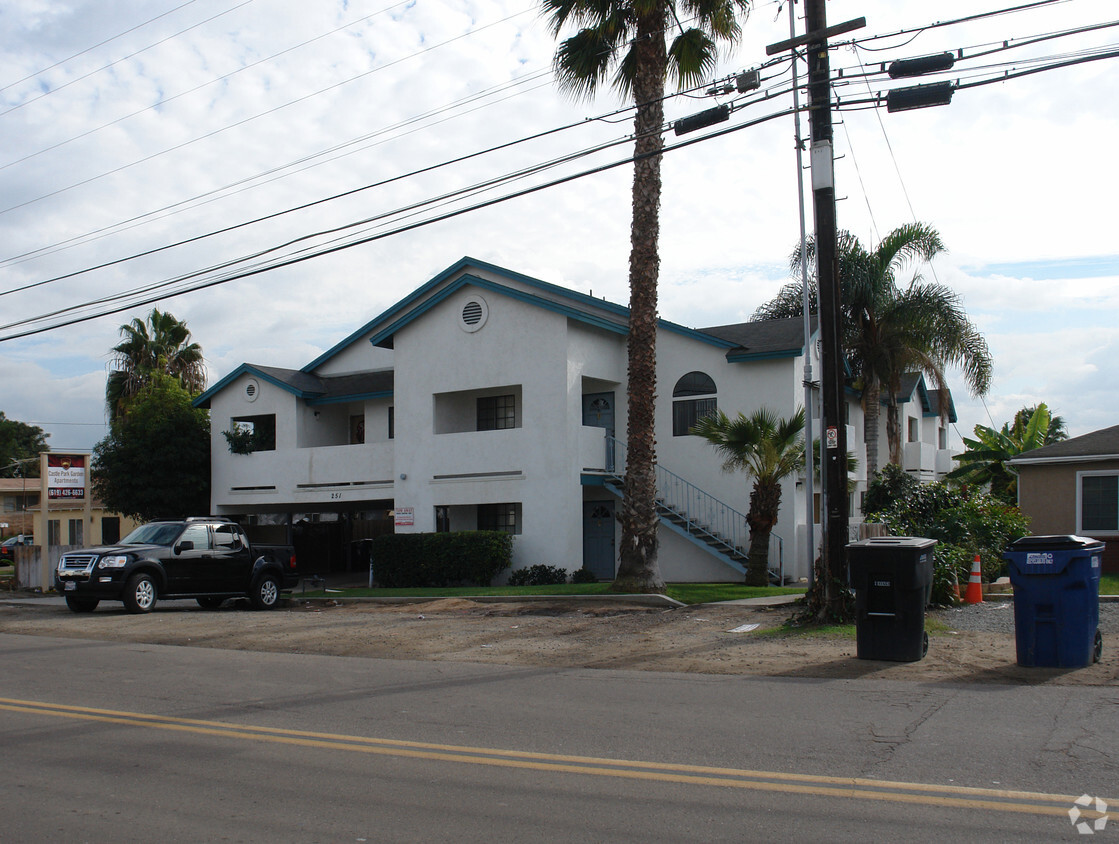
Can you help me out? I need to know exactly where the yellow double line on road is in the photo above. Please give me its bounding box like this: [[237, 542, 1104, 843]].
[[0, 696, 1109, 820]]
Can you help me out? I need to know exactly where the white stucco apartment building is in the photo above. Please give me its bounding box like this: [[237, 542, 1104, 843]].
[[195, 258, 958, 582]]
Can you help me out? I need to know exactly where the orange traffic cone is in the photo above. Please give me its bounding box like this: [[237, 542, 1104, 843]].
[[964, 554, 984, 604]]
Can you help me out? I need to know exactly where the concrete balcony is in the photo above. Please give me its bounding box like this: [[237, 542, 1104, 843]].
[[213, 442, 395, 507], [903, 442, 957, 480]]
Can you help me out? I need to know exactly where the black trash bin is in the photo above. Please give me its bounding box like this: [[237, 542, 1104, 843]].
[[1003, 535, 1104, 668], [847, 536, 937, 662]]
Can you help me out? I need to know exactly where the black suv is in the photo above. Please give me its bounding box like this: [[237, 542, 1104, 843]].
[[55, 518, 297, 614]]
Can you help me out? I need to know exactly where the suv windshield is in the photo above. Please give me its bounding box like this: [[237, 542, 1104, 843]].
[[120, 522, 186, 547]]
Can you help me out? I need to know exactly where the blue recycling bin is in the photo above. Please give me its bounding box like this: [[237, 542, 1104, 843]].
[[1004, 535, 1104, 668]]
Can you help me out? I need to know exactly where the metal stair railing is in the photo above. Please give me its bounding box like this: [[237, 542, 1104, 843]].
[[605, 435, 748, 561]]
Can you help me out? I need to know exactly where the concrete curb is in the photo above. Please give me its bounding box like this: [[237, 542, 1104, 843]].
[[292, 593, 687, 609]]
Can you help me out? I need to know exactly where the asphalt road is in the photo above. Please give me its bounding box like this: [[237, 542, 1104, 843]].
[[1, 632, 1115, 842]]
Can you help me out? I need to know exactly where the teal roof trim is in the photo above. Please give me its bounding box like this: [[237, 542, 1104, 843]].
[[367, 274, 630, 346], [725, 348, 804, 363], [193, 363, 318, 408], [306, 257, 734, 369]]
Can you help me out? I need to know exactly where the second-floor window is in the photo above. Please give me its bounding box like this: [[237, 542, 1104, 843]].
[[477, 394, 516, 431], [672, 371, 717, 437]]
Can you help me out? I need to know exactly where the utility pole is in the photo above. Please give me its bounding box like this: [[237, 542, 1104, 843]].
[[766, 4, 862, 613], [803, 0, 849, 614]]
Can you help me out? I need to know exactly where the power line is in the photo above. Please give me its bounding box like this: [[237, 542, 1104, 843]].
[[0, 103, 797, 341], [0, 69, 558, 270], [0, 5, 536, 214]]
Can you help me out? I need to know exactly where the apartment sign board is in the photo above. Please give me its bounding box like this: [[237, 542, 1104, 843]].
[[47, 454, 86, 500]]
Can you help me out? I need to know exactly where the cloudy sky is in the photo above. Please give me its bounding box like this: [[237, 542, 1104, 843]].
[[1, 0, 1116, 456]]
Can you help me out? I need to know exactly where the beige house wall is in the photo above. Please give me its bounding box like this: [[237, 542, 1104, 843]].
[[1018, 458, 1119, 535]]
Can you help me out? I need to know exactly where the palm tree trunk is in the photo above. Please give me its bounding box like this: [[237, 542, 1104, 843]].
[[745, 481, 782, 587], [886, 398, 902, 465], [612, 12, 666, 594], [863, 378, 882, 478]]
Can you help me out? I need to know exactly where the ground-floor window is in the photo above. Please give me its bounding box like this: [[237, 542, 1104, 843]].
[[1080, 471, 1118, 533], [478, 502, 520, 534], [67, 519, 83, 546]]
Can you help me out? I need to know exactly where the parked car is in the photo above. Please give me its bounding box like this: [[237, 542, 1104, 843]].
[[0, 534, 33, 564], [55, 518, 297, 614]]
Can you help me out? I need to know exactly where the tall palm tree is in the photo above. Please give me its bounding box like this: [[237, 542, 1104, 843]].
[[542, 0, 752, 593], [106, 308, 206, 420], [692, 407, 805, 586], [754, 223, 992, 477]]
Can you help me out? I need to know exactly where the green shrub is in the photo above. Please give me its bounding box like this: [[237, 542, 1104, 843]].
[[508, 564, 569, 586], [371, 531, 512, 587], [570, 567, 599, 584], [869, 480, 1030, 603], [863, 464, 920, 517]]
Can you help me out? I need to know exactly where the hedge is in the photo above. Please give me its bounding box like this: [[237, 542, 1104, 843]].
[[371, 531, 513, 587]]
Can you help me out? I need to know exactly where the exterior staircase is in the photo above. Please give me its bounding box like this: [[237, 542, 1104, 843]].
[[601, 436, 783, 582]]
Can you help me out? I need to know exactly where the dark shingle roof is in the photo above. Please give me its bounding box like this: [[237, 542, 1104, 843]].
[[1011, 424, 1119, 463], [698, 316, 815, 358]]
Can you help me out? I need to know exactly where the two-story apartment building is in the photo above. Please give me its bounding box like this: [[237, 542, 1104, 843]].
[[195, 257, 958, 583]]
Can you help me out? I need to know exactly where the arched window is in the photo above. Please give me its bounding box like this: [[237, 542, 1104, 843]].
[[672, 371, 717, 436]]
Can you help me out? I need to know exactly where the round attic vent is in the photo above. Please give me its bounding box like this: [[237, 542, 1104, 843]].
[[460, 295, 488, 333], [244, 378, 259, 402]]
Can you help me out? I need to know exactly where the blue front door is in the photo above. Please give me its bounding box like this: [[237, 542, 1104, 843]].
[[582, 501, 616, 580]]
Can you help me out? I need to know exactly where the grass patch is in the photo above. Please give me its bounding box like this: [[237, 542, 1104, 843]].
[[298, 582, 806, 607], [1101, 574, 1119, 595], [758, 622, 855, 640]]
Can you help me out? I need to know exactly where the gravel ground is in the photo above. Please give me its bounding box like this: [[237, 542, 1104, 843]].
[[3, 593, 1118, 685], [930, 599, 1119, 633]]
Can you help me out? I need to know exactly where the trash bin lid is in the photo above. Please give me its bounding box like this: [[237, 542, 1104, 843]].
[[1005, 535, 1105, 552], [847, 536, 937, 550]]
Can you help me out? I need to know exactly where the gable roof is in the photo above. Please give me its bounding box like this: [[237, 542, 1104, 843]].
[[882, 373, 957, 423], [1010, 424, 1119, 466], [303, 256, 736, 372], [193, 363, 393, 409]]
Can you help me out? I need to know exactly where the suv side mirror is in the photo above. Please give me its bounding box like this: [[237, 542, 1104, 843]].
[[174, 540, 195, 555]]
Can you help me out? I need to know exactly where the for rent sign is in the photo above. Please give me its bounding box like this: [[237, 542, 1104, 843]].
[[47, 454, 86, 500]]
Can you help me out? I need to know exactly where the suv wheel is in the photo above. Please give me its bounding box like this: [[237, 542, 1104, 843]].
[[65, 596, 99, 613], [123, 573, 158, 614], [250, 574, 281, 610]]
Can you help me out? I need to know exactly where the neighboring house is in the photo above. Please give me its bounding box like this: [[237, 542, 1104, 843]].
[[195, 257, 959, 582], [890, 374, 957, 484], [1010, 424, 1119, 574], [0, 477, 40, 537]]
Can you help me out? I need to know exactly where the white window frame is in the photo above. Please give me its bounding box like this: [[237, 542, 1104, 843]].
[[1076, 469, 1119, 536]]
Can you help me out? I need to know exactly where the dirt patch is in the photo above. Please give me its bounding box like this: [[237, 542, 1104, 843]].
[[1, 597, 1115, 685]]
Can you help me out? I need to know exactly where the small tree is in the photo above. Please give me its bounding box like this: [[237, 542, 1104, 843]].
[[0, 412, 48, 478], [93, 373, 211, 521], [692, 408, 805, 586]]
